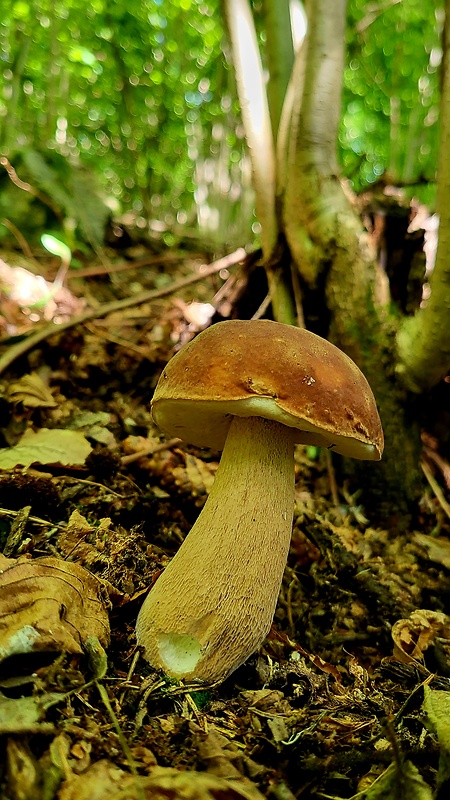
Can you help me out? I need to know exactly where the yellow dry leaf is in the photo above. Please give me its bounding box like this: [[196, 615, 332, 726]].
[[58, 761, 266, 800], [391, 609, 450, 663], [0, 427, 92, 469], [6, 372, 57, 408], [414, 532, 450, 570], [172, 453, 217, 498]]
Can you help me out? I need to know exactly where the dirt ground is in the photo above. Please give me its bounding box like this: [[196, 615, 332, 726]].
[[0, 243, 449, 800]]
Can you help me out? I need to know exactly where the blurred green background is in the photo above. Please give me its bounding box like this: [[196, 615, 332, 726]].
[[0, 0, 443, 248]]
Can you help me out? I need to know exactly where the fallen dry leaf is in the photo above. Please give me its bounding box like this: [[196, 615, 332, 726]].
[[0, 689, 64, 735], [355, 760, 433, 799], [0, 427, 92, 469], [0, 553, 110, 663], [391, 609, 450, 664], [6, 371, 57, 408], [414, 532, 450, 570], [57, 761, 266, 800], [239, 688, 289, 714], [172, 452, 217, 497]]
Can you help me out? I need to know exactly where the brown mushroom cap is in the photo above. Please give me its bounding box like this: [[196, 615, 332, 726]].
[[152, 320, 384, 460]]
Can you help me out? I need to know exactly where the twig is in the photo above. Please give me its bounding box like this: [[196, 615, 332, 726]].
[[85, 322, 150, 358], [0, 156, 63, 220], [68, 252, 201, 279], [0, 218, 37, 262], [118, 649, 141, 705], [60, 477, 126, 498], [423, 444, 450, 489], [325, 449, 341, 510], [421, 460, 450, 519], [121, 437, 182, 466], [96, 682, 143, 783], [0, 247, 247, 376], [251, 291, 272, 320], [0, 506, 65, 530]]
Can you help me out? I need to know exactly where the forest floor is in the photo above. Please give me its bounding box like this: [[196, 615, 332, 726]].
[[0, 239, 450, 800]]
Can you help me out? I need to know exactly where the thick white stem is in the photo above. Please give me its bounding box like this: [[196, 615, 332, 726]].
[[136, 416, 295, 684]]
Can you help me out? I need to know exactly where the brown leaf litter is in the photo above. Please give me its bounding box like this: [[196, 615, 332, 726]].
[[0, 246, 449, 798]]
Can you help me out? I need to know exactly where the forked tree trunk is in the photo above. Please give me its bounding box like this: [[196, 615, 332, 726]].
[[281, 0, 422, 517], [225, 0, 450, 518]]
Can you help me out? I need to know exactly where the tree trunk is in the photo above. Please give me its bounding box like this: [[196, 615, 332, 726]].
[[282, 0, 422, 518], [222, 0, 297, 325], [223, 0, 450, 518], [260, 0, 295, 141]]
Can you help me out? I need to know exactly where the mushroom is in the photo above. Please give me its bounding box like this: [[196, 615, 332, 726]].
[[136, 320, 384, 684]]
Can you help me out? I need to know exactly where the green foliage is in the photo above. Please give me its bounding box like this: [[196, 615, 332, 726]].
[[0, 0, 251, 244], [0, 148, 110, 248], [423, 686, 450, 789], [341, 0, 442, 191], [0, 0, 444, 242], [354, 761, 433, 799]]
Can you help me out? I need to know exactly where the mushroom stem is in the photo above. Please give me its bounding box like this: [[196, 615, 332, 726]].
[[136, 415, 295, 684]]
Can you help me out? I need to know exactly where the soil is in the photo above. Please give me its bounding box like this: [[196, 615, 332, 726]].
[[0, 242, 449, 800]]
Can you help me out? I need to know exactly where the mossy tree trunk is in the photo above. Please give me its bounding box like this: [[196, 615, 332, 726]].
[[280, 0, 422, 518], [223, 0, 450, 519]]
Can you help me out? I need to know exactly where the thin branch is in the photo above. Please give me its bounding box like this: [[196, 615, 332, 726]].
[[68, 252, 199, 280], [0, 156, 63, 220], [121, 438, 182, 466], [0, 218, 37, 262], [421, 460, 450, 519]]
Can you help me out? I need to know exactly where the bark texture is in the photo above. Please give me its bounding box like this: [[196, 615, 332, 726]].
[[283, 0, 347, 287]]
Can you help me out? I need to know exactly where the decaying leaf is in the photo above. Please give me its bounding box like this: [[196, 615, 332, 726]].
[[391, 609, 450, 663], [0, 553, 110, 663], [358, 760, 433, 799], [238, 690, 291, 744], [6, 371, 57, 408], [193, 724, 263, 783], [0, 690, 64, 735], [65, 508, 96, 539], [58, 761, 266, 800], [240, 688, 289, 713], [414, 532, 450, 570], [423, 686, 450, 787], [68, 410, 117, 448], [172, 452, 217, 498], [0, 427, 92, 469], [5, 737, 41, 800]]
